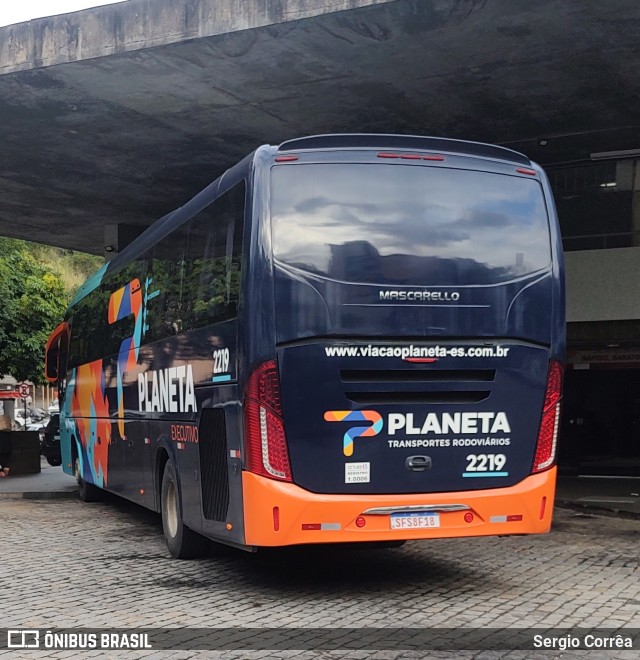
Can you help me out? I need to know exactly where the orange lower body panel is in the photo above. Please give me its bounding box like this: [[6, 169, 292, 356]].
[[242, 468, 556, 547]]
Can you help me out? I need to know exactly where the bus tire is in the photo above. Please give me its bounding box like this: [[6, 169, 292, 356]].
[[75, 457, 102, 502], [161, 461, 205, 559]]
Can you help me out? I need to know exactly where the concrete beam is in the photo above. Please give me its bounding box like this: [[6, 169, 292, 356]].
[[0, 0, 392, 72]]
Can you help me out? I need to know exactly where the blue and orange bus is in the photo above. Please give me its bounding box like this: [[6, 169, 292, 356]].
[[45, 134, 564, 557]]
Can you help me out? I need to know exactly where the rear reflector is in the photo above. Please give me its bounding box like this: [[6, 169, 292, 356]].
[[244, 360, 292, 482], [516, 167, 537, 176], [532, 360, 563, 473], [275, 155, 299, 162], [539, 496, 547, 520], [302, 522, 342, 531], [490, 514, 523, 523]]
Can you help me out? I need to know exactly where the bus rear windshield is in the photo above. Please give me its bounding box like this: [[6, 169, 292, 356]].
[[271, 163, 551, 286]]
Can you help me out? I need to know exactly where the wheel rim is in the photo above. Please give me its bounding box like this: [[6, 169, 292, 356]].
[[74, 458, 82, 485], [166, 479, 179, 538]]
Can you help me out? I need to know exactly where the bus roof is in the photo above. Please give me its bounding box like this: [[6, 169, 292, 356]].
[[277, 134, 531, 166]]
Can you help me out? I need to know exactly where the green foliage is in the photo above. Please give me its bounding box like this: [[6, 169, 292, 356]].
[[29, 243, 104, 297], [0, 238, 101, 383]]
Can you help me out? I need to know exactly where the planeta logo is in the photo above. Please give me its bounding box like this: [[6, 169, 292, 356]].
[[323, 410, 383, 456]]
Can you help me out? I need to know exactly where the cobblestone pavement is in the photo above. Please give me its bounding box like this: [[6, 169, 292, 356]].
[[0, 494, 638, 659]]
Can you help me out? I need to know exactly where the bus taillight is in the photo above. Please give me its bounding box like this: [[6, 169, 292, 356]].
[[244, 360, 292, 482], [532, 360, 563, 473]]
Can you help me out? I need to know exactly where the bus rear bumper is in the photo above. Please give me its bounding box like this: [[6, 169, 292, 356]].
[[242, 468, 557, 547]]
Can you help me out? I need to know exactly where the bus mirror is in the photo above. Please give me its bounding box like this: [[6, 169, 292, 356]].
[[44, 321, 69, 383], [45, 349, 58, 382]]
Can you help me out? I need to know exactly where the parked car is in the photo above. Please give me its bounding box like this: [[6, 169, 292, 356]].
[[40, 413, 61, 466], [13, 408, 32, 428], [27, 419, 48, 433], [25, 407, 48, 431], [47, 401, 60, 415], [28, 407, 48, 422]]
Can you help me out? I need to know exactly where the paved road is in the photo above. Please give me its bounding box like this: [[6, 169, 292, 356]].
[[0, 493, 638, 658]]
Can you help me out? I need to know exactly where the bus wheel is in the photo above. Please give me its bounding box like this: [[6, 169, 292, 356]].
[[161, 462, 205, 559], [74, 457, 102, 502]]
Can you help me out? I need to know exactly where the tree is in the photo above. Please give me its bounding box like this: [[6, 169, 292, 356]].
[[0, 239, 68, 383]]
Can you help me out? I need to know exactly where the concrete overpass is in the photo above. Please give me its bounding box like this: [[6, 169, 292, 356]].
[[1, 0, 639, 254]]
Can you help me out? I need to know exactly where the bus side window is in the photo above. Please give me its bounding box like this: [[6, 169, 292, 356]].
[[67, 290, 110, 367], [184, 182, 245, 331], [67, 317, 83, 369], [67, 259, 148, 367], [147, 224, 189, 341], [116, 181, 246, 343]]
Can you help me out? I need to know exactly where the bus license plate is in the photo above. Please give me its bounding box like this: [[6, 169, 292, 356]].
[[390, 512, 440, 529]]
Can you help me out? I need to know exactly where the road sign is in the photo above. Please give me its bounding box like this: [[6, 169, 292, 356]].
[[17, 383, 30, 400]]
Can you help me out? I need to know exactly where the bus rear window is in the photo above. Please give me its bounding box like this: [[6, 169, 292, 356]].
[[271, 164, 551, 286]]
